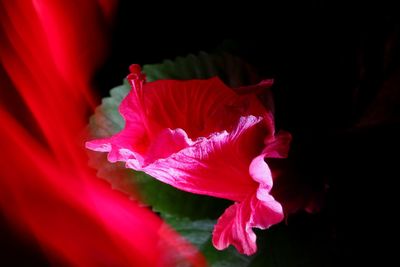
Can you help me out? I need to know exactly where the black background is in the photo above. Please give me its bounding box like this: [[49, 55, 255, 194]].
[[1, 2, 399, 266]]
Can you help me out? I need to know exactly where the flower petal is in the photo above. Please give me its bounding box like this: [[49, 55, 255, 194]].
[[263, 130, 292, 159], [125, 72, 244, 141], [87, 67, 271, 170], [143, 128, 194, 165], [250, 193, 284, 229], [249, 154, 274, 201], [212, 194, 283, 255], [141, 116, 267, 202], [212, 198, 256, 255], [249, 129, 292, 202], [235, 79, 274, 95]]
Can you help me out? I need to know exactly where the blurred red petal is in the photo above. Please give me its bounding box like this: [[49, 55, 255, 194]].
[[0, 0, 204, 266]]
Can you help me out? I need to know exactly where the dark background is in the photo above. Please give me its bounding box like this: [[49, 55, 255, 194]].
[[1, 2, 399, 266]]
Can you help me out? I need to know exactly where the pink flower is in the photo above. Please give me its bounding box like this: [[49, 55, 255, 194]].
[[86, 64, 292, 255]]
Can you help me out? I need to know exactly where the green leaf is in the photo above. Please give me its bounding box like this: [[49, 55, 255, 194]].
[[143, 51, 260, 87], [163, 214, 253, 267], [133, 171, 230, 220]]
